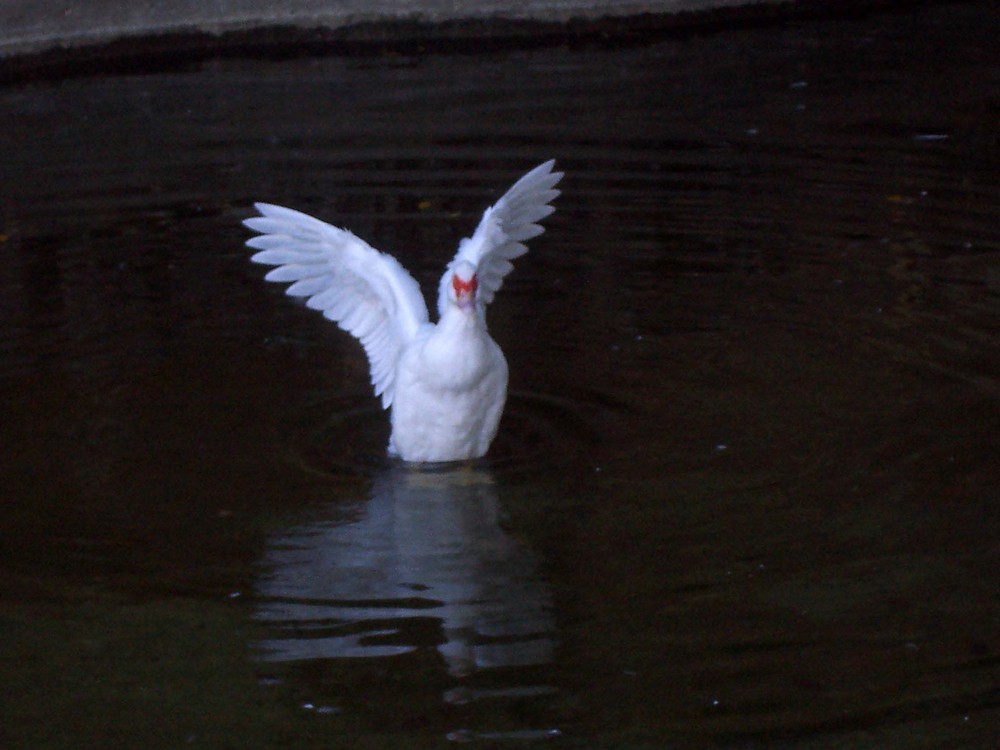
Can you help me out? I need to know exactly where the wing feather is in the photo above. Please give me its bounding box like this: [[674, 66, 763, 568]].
[[437, 160, 563, 316], [244, 203, 429, 408]]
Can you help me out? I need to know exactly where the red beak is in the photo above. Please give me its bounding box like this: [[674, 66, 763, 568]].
[[452, 274, 478, 308]]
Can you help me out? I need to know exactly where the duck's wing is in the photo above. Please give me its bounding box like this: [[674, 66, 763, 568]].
[[437, 160, 563, 317], [245, 203, 429, 409]]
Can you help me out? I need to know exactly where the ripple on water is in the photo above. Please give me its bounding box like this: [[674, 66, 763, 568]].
[[281, 386, 612, 480]]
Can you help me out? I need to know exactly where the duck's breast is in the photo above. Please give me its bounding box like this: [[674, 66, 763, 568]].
[[389, 329, 508, 462]]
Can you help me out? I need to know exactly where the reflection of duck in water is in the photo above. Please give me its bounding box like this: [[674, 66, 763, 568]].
[[253, 464, 556, 678], [244, 161, 562, 462]]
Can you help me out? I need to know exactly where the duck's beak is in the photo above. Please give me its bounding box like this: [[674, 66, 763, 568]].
[[457, 290, 476, 310], [453, 274, 478, 310]]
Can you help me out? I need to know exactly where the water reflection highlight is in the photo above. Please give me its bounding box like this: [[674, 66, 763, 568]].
[[254, 464, 556, 680]]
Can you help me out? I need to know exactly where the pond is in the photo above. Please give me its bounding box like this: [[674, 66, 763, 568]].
[[1, 2, 999, 747]]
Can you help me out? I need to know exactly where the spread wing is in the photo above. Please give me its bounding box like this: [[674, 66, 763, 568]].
[[244, 203, 429, 409], [437, 160, 563, 317]]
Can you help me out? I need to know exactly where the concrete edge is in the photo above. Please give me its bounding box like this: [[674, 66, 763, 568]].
[[0, 0, 937, 85], [0, 0, 782, 60]]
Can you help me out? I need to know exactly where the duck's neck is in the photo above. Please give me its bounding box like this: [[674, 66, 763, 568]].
[[437, 305, 486, 337], [421, 305, 494, 388]]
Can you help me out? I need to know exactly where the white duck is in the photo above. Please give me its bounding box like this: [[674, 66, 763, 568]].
[[244, 160, 563, 463]]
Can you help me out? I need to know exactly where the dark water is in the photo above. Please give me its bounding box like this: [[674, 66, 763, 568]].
[[2, 3, 1000, 747]]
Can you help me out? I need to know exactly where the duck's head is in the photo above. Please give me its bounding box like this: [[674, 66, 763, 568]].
[[449, 261, 479, 312]]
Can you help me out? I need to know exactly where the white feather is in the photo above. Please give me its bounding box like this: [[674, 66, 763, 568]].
[[437, 159, 563, 315], [245, 161, 562, 461], [245, 203, 428, 408]]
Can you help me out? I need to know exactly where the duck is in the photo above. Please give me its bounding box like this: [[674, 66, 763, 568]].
[[244, 160, 563, 462]]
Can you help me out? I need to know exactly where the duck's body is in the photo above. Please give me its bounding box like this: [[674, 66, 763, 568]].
[[390, 312, 507, 462], [244, 161, 561, 463]]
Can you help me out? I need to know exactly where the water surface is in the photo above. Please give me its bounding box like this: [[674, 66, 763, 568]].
[[2, 3, 999, 747]]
